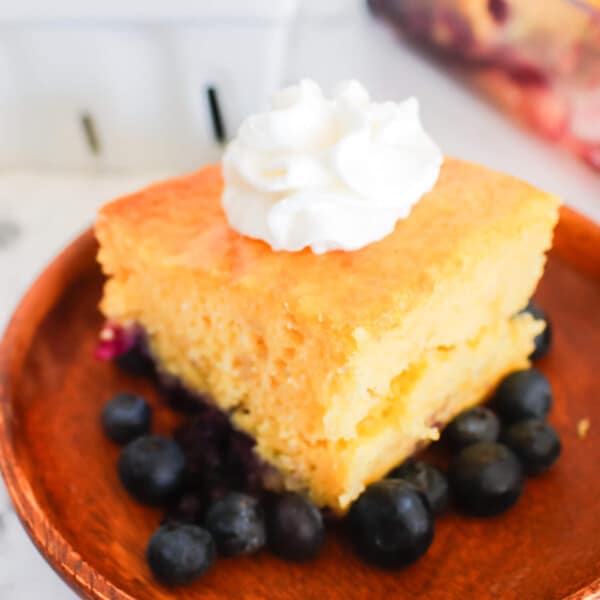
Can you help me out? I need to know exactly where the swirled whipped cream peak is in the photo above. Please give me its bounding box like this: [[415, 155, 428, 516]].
[[221, 79, 443, 254]]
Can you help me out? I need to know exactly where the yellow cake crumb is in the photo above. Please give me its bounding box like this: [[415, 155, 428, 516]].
[[577, 418, 591, 440]]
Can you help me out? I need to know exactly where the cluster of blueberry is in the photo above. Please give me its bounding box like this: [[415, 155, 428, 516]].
[[102, 394, 325, 587], [352, 364, 561, 564], [348, 302, 559, 568], [101, 302, 558, 586]]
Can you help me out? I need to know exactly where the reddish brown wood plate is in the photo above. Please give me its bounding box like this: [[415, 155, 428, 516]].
[[1, 207, 599, 600]]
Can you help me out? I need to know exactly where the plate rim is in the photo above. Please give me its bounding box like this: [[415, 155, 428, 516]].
[[0, 229, 133, 600], [0, 207, 599, 600]]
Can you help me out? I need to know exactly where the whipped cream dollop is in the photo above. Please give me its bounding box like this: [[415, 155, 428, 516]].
[[222, 79, 443, 254]]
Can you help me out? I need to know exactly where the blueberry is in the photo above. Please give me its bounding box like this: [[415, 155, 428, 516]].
[[159, 373, 206, 414], [174, 411, 264, 499], [502, 419, 561, 476], [387, 460, 448, 515], [449, 442, 524, 516], [118, 435, 186, 506], [102, 393, 152, 444], [266, 492, 324, 562], [204, 492, 266, 556], [521, 302, 552, 361], [115, 346, 155, 377], [164, 492, 206, 525], [491, 369, 552, 423], [226, 432, 264, 495], [348, 479, 434, 568], [443, 407, 500, 451], [146, 523, 215, 586]]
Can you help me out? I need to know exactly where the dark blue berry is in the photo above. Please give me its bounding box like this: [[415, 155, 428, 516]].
[[164, 492, 206, 525], [449, 442, 523, 516], [387, 459, 448, 515], [491, 369, 552, 423], [348, 479, 434, 568], [118, 435, 186, 506], [443, 406, 500, 451], [226, 432, 264, 495], [175, 412, 264, 500], [205, 493, 266, 556], [115, 348, 155, 376], [174, 411, 231, 492], [146, 523, 215, 586], [159, 373, 206, 414], [102, 393, 152, 444], [266, 493, 324, 562], [502, 419, 561, 476], [522, 302, 552, 361]]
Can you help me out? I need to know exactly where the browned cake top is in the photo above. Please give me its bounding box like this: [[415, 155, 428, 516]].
[[97, 158, 559, 333]]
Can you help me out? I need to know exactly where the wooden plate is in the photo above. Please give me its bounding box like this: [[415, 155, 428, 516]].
[[1, 207, 599, 600]]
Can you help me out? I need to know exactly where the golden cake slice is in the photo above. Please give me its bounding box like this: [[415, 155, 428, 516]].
[[96, 158, 559, 512]]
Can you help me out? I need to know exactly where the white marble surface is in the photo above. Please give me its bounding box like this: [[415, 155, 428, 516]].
[[1, 21, 600, 600]]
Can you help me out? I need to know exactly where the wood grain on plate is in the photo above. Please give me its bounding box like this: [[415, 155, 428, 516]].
[[0, 206, 599, 600]]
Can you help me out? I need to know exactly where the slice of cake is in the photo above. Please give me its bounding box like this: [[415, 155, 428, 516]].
[[96, 156, 559, 512]]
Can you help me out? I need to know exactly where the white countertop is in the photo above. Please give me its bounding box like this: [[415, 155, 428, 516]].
[[1, 20, 599, 600]]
